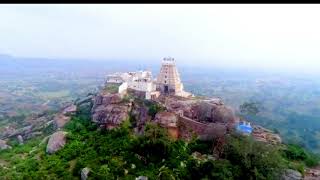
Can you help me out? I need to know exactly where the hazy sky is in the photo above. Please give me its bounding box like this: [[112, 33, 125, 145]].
[[1, 4, 320, 73]]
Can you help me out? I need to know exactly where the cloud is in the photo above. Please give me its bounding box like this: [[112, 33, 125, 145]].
[[0, 4, 320, 73]]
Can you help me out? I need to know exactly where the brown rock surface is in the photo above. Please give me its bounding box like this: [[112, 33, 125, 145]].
[[62, 104, 77, 115], [54, 113, 71, 129], [252, 125, 281, 145]]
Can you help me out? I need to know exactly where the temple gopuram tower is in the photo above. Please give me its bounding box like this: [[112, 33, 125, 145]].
[[156, 57, 184, 95]]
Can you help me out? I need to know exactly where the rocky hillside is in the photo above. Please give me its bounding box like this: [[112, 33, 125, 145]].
[[0, 85, 319, 179]]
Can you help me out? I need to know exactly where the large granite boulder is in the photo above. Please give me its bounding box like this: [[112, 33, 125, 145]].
[[93, 93, 122, 107], [92, 92, 131, 129], [281, 169, 302, 180], [81, 167, 90, 180], [252, 125, 282, 145], [131, 103, 149, 133], [46, 131, 67, 154], [62, 104, 77, 116], [0, 139, 11, 150], [164, 97, 237, 128]]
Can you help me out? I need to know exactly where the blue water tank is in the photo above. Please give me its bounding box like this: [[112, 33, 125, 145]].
[[236, 122, 253, 134]]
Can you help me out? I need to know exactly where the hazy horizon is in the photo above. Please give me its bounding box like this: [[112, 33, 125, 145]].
[[1, 4, 320, 76]]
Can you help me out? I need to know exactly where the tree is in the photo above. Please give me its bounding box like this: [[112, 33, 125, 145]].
[[239, 101, 260, 115], [222, 135, 285, 179]]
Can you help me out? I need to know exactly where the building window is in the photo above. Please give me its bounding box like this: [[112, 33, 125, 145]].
[[164, 81, 167, 84]]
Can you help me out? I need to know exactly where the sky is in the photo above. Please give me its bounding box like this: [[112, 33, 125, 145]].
[[1, 4, 320, 73]]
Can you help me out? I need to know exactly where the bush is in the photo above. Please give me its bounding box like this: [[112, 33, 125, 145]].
[[222, 135, 285, 179]]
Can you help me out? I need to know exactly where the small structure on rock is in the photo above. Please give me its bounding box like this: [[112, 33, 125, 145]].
[[236, 121, 252, 135]]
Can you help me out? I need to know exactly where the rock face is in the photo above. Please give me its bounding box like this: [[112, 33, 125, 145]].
[[54, 113, 71, 129], [62, 104, 77, 116], [252, 125, 282, 145], [164, 96, 238, 127], [46, 131, 67, 154], [0, 139, 11, 150], [131, 102, 150, 134], [281, 169, 302, 180], [54, 104, 77, 129], [155, 111, 178, 128], [154, 112, 178, 139], [91, 92, 131, 129], [305, 166, 320, 180], [161, 96, 238, 139], [81, 167, 90, 180]]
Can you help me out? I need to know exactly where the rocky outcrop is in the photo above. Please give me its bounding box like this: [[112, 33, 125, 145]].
[[305, 166, 320, 180], [0, 112, 55, 140], [0, 139, 11, 150], [46, 131, 67, 154], [161, 96, 238, 139], [131, 102, 149, 134], [163, 96, 238, 127], [154, 112, 178, 139], [281, 169, 302, 180], [91, 92, 131, 129], [154, 112, 178, 128], [81, 167, 90, 180], [53, 104, 77, 129], [62, 104, 77, 116], [24, 131, 43, 140], [252, 125, 281, 145], [54, 113, 71, 129]]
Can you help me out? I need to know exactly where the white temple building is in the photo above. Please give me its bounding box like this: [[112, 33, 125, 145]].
[[105, 57, 192, 100]]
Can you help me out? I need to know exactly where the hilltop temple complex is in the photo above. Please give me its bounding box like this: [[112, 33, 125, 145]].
[[93, 57, 281, 144], [106, 57, 192, 100]]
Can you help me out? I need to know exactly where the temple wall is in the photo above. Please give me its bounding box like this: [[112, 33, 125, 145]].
[[178, 115, 209, 140]]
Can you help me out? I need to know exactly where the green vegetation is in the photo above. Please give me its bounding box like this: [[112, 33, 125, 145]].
[[147, 103, 166, 119], [104, 83, 120, 94], [239, 101, 260, 115], [282, 144, 319, 168], [1, 102, 318, 179]]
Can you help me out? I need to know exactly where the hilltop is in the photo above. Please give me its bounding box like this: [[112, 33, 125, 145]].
[[0, 80, 319, 179]]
